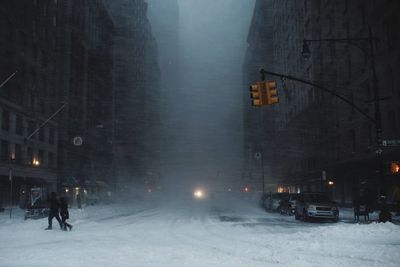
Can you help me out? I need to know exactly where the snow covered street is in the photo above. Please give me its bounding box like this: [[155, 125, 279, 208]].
[[1, 193, 399, 267]]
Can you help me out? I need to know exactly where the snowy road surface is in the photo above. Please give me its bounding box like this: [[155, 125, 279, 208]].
[[1, 192, 399, 267]]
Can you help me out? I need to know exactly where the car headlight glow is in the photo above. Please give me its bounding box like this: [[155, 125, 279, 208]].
[[194, 189, 204, 199]]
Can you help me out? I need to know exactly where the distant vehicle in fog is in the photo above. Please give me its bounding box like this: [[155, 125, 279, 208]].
[[295, 192, 339, 222]]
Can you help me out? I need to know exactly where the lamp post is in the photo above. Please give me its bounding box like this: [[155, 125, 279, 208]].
[[301, 27, 387, 213]]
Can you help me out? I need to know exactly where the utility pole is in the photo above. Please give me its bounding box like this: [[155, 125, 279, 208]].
[[260, 71, 266, 193], [367, 27, 385, 200], [9, 168, 12, 219]]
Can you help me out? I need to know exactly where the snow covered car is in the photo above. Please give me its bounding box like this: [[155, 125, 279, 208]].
[[295, 192, 339, 222], [264, 193, 289, 212]]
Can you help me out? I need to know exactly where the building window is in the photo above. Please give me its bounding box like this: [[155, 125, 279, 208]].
[[16, 115, 23, 135], [49, 128, 55, 144], [38, 150, 44, 166], [388, 110, 398, 138], [349, 129, 356, 153], [15, 144, 22, 163], [48, 151, 55, 168], [44, 5, 48, 16], [28, 121, 36, 139], [364, 122, 373, 146], [360, 3, 366, 30], [27, 147, 33, 165], [2, 110, 10, 131], [39, 127, 45, 142], [1, 140, 10, 161], [304, 0, 308, 14], [347, 56, 352, 80], [386, 16, 399, 50]]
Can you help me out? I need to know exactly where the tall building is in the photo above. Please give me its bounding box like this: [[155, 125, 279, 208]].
[[106, 0, 161, 189], [0, 0, 60, 207], [0, 0, 116, 208], [244, 0, 400, 205], [56, 0, 115, 198]]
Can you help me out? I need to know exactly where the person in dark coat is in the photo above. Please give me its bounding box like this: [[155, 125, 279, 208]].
[[60, 197, 73, 231], [46, 192, 63, 230]]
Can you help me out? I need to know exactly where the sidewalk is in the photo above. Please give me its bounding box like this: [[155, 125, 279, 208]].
[[339, 207, 400, 224]]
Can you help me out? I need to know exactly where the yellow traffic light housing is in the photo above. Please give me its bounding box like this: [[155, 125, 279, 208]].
[[249, 83, 263, 106], [265, 80, 279, 105]]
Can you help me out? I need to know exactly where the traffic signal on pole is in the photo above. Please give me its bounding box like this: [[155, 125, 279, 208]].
[[390, 162, 400, 174], [249, 83, 263, 106], [264, 80, 279, 105]]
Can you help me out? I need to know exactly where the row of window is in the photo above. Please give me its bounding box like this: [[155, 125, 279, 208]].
[[1, 109, 56, 145], [0, 140, 56, 169]]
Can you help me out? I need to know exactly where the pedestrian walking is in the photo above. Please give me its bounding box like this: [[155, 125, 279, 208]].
[[60, 197, 73, 231], [46, 192, 63, 230]]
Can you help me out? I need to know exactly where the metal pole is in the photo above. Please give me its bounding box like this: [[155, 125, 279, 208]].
[[368, 27, 384, 196], [261, 151, 265, 193], [260, 69, 376, 124], [9, 168, 12, 219], [260, 71, 266, 193], [369, 27, 382, 149]]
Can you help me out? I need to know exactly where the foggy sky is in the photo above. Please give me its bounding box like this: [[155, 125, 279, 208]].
[[148, 0, 256, 187]]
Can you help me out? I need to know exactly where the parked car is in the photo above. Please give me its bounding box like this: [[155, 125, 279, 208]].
[[295, 192, 339, 222], [279, 193, 299, 215], [264, 192, 289, 212]]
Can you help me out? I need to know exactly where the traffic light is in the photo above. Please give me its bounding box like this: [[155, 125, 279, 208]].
[[390, 162, 400, 174], [249, 83, 263, 106], [264, 80, 279, 105]]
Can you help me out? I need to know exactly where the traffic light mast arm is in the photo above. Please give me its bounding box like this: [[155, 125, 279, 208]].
[[260, 69, 376, 124]]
